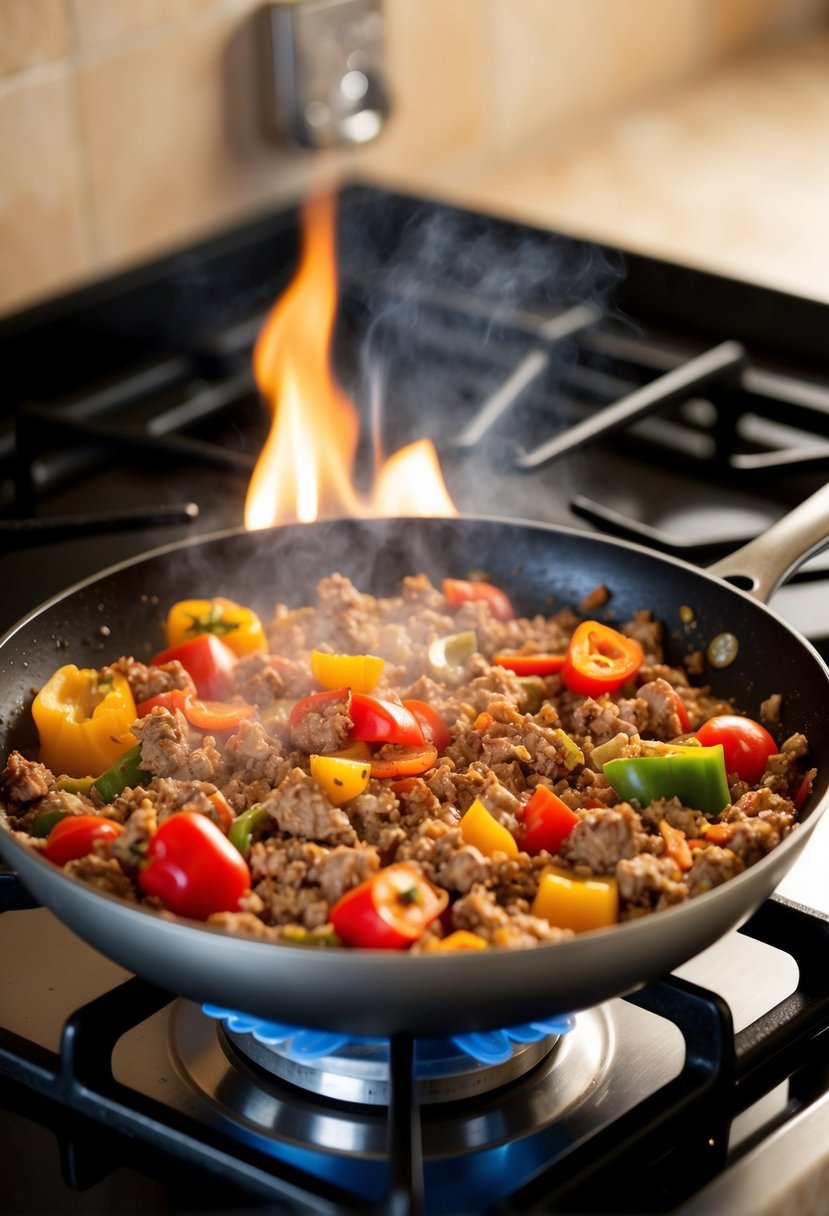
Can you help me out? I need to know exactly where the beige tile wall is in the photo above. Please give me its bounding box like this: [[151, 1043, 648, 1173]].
[[1, 0, 827, 316]]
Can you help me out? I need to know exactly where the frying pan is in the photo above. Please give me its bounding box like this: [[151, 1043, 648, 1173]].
[[1, 489, 828, 1037]]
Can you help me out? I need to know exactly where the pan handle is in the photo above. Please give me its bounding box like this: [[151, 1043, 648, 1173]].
[[707, 480, 829, 604]]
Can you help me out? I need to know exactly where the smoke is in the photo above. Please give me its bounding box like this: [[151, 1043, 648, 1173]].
[[336, 190, 626, 518]]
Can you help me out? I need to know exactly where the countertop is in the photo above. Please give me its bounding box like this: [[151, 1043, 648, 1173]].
[[425, 31, 829, 305]]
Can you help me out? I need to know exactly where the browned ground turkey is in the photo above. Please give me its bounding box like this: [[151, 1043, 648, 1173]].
[[0, 571, 813, 951]]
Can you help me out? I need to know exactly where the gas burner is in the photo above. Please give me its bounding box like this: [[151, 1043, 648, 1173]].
[[202, 1005, 575, 1104], [161, 997, 683, 1206]]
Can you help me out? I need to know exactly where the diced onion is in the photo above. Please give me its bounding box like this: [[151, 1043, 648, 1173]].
[[707, 632, 739, 669]]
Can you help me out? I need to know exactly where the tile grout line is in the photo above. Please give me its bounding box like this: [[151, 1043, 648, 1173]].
[[65, 0, 100, 272]]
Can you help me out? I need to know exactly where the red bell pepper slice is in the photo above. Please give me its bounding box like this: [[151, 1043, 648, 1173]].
[[794, 771, 814, 811], [560, 620, 643, 697], [136, 689, 191, 717], [181, 697, 257, 731], [493, 652, 567, 676], [329, 863, 448, 949], [402, 700, 452, 753], [43, 814, 124, 866], [137, 811, 251, 921], [442, 578, 514, 622], [150, 634, 237, 701], [370, 743, 438, 780], [137, 689, 256, 732], [349, 693, 424, 746], [519, 786, 580, 855]]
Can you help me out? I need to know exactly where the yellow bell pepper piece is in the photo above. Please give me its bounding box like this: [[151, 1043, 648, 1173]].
[[32, 666, 137, 779], [332, 739, 372, 762], [165, 598, 266, 657], [531, 866, 618, 933], [310, 650, 384, 693], [422, 930, 488, 953], [310, 753, 371, 805], [459, 797, 519, 859]]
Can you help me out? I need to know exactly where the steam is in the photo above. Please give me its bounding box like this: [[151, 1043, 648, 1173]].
[[337, 192, 626, 520]]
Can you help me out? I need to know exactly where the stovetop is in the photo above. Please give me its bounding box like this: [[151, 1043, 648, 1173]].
[[1, 182, 829, 1215], [2, 888, 829, 1216], [2, 183, 828, 649]]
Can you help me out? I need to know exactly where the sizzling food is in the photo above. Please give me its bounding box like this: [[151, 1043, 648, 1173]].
[[0, 574, 815, 951]]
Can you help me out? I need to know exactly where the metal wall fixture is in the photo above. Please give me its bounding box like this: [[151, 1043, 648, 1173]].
[[259, 0, 390, 148]]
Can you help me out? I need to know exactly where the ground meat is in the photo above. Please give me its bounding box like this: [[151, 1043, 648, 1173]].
[[727, 786, 800, 835], [230, 651, 311, 702], [389, 776, 443, 821], [1, 752, 54, 804], [65, 853, 137, 900], [132, 708, 223, 782], [449, 666, 530, 716], [616, 853, 688, 917], [130, 776, 222, 823], [639, 797, 709, 840], [289, 690, 352, 755], [308, 844, 380, 904], [761, 732, 810, 798], [567, 697, 641, 746], [466, 763, 522, 827], [222, 719, 291, 787], [560, 804, 653, 874], [347, 785, 407, 857], [248, 836, 360, 929], [685, 846, 744, 897], [636, 678, 688, 740], [469, 699, 583, 784], [490, 853, 547, 904], [428, 828, 491, 893], [262, 769, 357, 845], [110, 799, 157, 869], [39, 787, 100, 819], [108, 656, 194, 704], [1, 568, 812, 959], [451, 884, 574, 948], [760, 693, 783, 727], [424, 762, 462, 809], [132, 707, 193, 774]]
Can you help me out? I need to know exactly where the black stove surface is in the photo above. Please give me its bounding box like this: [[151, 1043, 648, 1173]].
[[2, 183, 829, 1215], [1, 183, 828, 647]]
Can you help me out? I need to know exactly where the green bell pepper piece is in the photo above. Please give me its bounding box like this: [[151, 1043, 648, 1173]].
[[603, 744, 730, 815], [518, 676, 547, 714], [92, 745, 148, 803], [31, 809, 70, 838], [51, 775, 97, 796], [228, 804, 270, 858]]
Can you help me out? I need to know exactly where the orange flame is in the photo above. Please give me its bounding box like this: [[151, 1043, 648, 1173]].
[[244, 193, 457, 529]]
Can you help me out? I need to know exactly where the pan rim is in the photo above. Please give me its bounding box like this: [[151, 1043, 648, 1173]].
[[2, 512, 828, 679]]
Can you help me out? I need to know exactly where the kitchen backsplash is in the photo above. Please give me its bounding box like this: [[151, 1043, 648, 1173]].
[[1, 0, 827, 316]]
